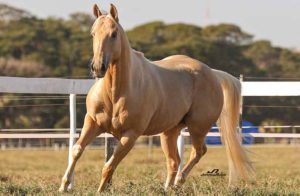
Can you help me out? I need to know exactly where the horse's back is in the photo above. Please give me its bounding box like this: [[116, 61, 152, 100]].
[[155, 55, 207, 74]]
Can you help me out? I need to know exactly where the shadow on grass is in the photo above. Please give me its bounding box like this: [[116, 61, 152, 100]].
[[0, 175, 9, 182]]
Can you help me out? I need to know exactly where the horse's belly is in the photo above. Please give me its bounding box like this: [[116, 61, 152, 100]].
[[142, 108, 188, 136], [142, 124, 176, 136], [142, 129, 164, 136]]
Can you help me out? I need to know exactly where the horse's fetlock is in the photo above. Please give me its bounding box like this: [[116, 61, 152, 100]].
[[102, 163, 114, 175], [59, 178, 69, 193], [175, 173, 186, 186], [103, 165, 114, 172]]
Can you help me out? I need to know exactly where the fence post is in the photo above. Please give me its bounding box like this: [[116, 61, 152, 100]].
[[177, 130, 184, 172], [148, 136, 153, 159], [104, 135, 114, 185], [68, 94, 76, 190], [239, 75, 244, 143], [105, 136, 114, 162]]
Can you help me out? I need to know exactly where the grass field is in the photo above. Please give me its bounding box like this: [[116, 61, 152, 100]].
[[0, 145, 299, 195]]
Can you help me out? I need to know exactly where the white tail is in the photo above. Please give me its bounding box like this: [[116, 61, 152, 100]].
[[213, 69, 254, 184]]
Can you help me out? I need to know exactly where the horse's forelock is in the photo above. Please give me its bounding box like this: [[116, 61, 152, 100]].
[[91, 15, 120, 36]]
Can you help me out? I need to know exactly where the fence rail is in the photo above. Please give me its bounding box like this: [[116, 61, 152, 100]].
[[1, 77, 300, 96], [1, 132, 300, 139], [0, 77, 94, 94], [2, 125, 300, 138], [242, 81, 300, 96], [2, 125, 300, 132]]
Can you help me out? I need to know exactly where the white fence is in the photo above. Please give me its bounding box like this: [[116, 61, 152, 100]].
[[1, 77, 300, 95], [1, 76, 300, 188], [1, 77, 299, 140]]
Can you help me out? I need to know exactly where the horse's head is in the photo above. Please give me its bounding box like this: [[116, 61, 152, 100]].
[[91, 4, 122, 78]]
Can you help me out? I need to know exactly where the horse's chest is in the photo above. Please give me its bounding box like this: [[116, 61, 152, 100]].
[[111, 110, 129, 130]]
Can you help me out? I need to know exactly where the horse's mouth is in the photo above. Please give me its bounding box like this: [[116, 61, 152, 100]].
[[91, 64, 107, 78], [92, 70, 105, 78]]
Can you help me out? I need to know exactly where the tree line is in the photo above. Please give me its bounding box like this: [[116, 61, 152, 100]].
[[0, 4, 299, 132]]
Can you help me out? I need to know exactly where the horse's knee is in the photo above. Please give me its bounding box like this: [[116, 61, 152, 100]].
[[72, 144, 83, 160], [168, 159, 179, 171]]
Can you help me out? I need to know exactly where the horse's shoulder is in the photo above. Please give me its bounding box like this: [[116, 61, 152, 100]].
[[87, 79, 102, 97], [86, 79, 105, 110]]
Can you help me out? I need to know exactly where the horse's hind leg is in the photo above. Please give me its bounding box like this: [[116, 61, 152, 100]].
[[175, 127, 208, 186], [160, 127, 181, 189], [59, 114, 100, 192]]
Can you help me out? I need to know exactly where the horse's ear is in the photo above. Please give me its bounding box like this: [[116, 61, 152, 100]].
[[93, 4, 102, 18], [109, 3, 119, 22]]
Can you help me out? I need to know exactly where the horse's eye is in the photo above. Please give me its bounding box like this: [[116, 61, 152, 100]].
[[111, 31, 117, 39]]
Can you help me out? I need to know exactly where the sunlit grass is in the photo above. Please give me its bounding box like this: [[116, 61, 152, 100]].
[[0, 146, 299, 195]]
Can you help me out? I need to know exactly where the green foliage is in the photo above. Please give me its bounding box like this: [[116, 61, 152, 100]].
[[202, 23, 253, 45], [0, 4, 299, 129], [279, 49, 300, 77], [244, 40, 281, 73]]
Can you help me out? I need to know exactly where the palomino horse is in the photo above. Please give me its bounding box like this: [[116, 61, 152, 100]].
[[59, 4, 253, 192]]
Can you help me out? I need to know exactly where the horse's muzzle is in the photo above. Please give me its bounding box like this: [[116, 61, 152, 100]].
[[91, 56, 109, 78]]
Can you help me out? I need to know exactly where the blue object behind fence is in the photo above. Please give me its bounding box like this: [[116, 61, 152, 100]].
[[205, 120, 259, 145]]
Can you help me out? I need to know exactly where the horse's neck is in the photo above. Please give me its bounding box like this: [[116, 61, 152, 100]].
[[103, 28, 150, 105], [104, 42, 134, 104]]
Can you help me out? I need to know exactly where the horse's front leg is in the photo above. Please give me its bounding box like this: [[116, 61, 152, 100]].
[[59, 114, 101, 192], [97, 129, 140, 192]]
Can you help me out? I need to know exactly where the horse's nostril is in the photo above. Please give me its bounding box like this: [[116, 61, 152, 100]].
[[101, 63, 106, 71]]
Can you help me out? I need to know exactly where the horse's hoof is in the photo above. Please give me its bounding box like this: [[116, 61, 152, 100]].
[[58, 185, 68, 193], [96, 188, 102, 193], [174, 176, 185, 187]]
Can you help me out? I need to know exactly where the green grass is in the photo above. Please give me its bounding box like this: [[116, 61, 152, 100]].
[[0, 146, 300, 195]]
